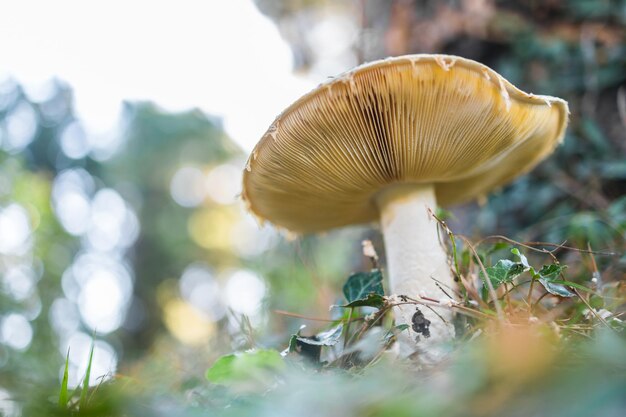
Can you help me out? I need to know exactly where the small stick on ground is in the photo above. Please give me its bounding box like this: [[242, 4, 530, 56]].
[[573, 288, 616, 332], [460, 237, 505, 321], [274, 309, 361, 323]]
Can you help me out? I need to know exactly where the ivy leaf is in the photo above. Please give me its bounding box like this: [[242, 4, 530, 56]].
[[540, 280, 575, 297], [342, 269, 385, 307], [480, 259, 525, 288], [511, 248, 531, 270], [206, 349, 285, 385], [537, 264, 566, 280], [342, 293, 385, 308], [537, 264, 574, 297]]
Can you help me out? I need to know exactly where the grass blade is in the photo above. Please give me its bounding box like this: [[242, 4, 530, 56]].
[[79, 338, 95, 410], [58, 347, 70, 408]]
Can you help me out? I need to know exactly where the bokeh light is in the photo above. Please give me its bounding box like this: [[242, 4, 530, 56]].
[[179, 263, 226, 321], [163, 299, 216, 346], [60, 121, 90, 160], [225, 269, 267, 316], [2, 265, 37, 301], [64, 252, 133, 333], [307, 15, 359, 77], [2, 102, 37, 153], [205, 163, 241, 205], [170, 166, 207, 208], [0, 388, 19, 417], [52, 168, 95, 236], [230, 212, 278, 258], [0, 313, 33, 351], [49, 297, 81, 336], [86, 188, 139, 252], [0, 204, 31, 255]]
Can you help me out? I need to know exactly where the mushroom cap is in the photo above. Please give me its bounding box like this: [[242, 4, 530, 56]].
[[242, 54, 569, 233]]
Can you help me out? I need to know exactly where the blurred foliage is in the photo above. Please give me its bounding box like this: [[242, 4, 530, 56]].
[[23, 332, 626, 417], [21, 236, 626, 416]]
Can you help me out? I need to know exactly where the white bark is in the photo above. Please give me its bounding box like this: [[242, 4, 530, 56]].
[[376, 184, 455, 363]]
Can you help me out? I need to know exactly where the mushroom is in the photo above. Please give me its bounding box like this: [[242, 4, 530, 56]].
[[242, 54, 568, 362]]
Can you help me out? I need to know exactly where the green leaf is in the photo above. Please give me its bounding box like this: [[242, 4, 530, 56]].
[[539, 279, 575, 297], [342, 269, 384, 307], [206, 349, 285, 385], [536, 264, 575, 297], [342, 293, 385, 308], [480, 259, 525, 288], [553, 280, 593, 292], [435, 207, 454, 221], [461, 248, 471, 268], [287, 334, 299, 353], [58, 348, 70, 408], [206, 355, 237, 383], [537, 264, 566, 280], [79, 338, 95, 410], [286, 325, 305, 354], [511, 248, 530, 269]]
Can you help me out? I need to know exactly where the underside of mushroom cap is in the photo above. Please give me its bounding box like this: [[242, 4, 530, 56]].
[[242, 54, 569, 233]]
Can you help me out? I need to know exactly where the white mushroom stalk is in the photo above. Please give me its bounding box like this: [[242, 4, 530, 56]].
[[376, 184, 454, 361]]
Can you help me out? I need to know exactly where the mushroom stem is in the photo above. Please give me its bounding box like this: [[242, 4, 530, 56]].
[[376, 184, 455, 362]]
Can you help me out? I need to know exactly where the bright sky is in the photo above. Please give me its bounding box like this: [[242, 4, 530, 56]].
[[0, 0, 314, 151]]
